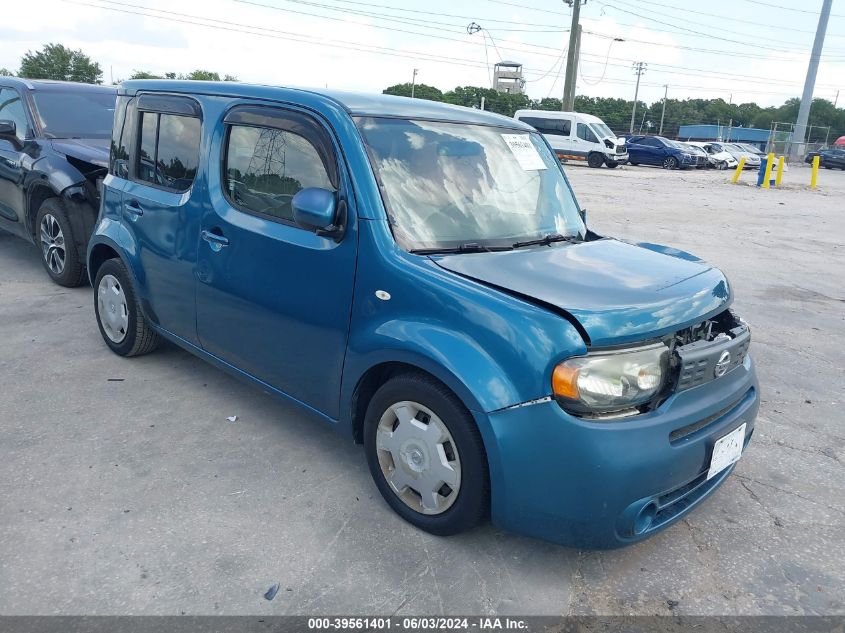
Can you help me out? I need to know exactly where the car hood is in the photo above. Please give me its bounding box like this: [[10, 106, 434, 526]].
[[433, 238, 731, 347], [50, 138, 109, 168]]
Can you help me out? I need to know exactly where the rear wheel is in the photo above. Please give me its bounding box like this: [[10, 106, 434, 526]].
[[35, 199, 86, 287], [364, 373, 489, 536], [663, 156, 679, 170], [94, 258, 161, 357], [587, 152, 605, 169]]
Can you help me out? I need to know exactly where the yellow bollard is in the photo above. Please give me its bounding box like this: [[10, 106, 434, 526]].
[[731, 157, 746, 183], [811, 155, 820, 189], [775, 156, 785, 186], [762, 152, 775, 189]]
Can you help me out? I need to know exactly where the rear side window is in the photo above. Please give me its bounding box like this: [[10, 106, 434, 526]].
[[224, 124, 335, 223], [135, 112, 201, 192], [576, 122, 598, 144], [519, 116, 571, 137]]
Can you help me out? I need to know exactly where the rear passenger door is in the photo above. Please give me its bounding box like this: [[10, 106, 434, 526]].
[[637, 137, 664, 165], [0, 87, 30, 232], [121, 94, 203, 344], [195, 104, 357, 420]]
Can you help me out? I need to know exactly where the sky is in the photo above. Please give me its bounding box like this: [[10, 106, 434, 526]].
[[1, 0, 844, 112]]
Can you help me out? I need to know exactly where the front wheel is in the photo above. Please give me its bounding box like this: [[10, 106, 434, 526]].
[[606, 162, 619, 169], [94, 258, 161, 357], [663, 156, 679, 170], [363, 373, 489, 536], [587, 153, 605, 168], [35, 199, 86, 287]]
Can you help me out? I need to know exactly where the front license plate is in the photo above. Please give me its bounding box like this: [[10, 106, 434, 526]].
[[707, 422, 746, 480]]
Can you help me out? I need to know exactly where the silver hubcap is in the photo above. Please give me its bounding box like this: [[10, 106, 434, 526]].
[[97, 274, 129, 344], [376, 401, 461, 515], [40, 214, 66, 275]]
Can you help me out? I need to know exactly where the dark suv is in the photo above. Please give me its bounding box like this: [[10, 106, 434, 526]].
[[0, 78, 116, 286]]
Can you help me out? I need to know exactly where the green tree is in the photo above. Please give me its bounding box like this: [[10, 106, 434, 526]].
[[0, 68, 13, 76], [180, 70, 220, 81], [383, 82, 443, 101], [129, 70, 165, 79], [442, 86, 531, 117], [19, 43, 102, 84]]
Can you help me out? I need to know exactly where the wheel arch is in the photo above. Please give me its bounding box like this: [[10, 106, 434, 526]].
[[25, 182, 60, 240], [347, 357, 488, 446]]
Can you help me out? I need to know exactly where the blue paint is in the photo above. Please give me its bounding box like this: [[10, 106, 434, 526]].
[[89, 81, 759, 548]]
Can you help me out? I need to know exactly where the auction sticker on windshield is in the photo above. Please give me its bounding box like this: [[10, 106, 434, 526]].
[[501, 134, 547, 171], [707, 422, 746, 480]]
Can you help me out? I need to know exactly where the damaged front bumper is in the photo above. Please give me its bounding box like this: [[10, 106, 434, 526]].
[[477, 352, 759, 549]]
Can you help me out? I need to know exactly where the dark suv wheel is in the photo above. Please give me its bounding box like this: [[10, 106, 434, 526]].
[[363, 373, 489, 536], [94, 258, 161, 357], [35, 199, 86, 287]]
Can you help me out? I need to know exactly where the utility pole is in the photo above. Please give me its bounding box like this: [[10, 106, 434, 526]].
[[659, 84, 668, 135], [561, 0, 585, 111], [630, 62, 646, 134], [835, 89, 840, 108], [410, 68, 419, 98], [792, 0, 832, 159]]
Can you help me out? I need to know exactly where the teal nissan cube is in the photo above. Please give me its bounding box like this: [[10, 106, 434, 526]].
[[88, 81, 759, 548]]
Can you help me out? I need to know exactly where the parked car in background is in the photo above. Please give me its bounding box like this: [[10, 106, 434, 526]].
[[720, 143, 762, 169], [0, 78, 116, 286], [733, 142, 766, 157], [624, 135, 706, 169], [88, 80, 758, 549], [687, 141, 739, 170], [805, 148, 845, 169], [514, 109, 628, 168], [681, 143, 709, 169]]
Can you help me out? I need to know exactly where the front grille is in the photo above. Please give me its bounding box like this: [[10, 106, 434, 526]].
[[675, 327, 750, 392]]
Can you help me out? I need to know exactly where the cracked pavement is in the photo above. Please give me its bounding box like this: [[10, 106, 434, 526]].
[[0, 165, 843, 615]]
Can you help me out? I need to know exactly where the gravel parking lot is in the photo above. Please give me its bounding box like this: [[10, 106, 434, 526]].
[[1, 164, 843, 616]]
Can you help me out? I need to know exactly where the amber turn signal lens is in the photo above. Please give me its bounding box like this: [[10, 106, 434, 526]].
[[552, 363, 580, 399]]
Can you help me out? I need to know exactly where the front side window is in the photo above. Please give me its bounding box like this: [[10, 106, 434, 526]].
[[135, 112, 200, 192], [357, 117, 585, 251], [224, 124, 335, 222], [577, 122, 599, 144], [0, 88, 28, 140], [31, 89, 115, 139]]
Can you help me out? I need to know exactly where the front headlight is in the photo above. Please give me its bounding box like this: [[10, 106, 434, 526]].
[[552, 343, 669, 415]]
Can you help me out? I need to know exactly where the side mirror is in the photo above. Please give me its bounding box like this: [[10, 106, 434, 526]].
[[0, 120, 22, 149], [292, 187, 338, 234]]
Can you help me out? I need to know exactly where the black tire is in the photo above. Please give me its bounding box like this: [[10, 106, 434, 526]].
[[363, 372, 489, 536], [663, 156, 679, 170], [587, 153, 605, 169], [93, 258, 161, 357], [629, 161, 639, 166], [35, 198, 86, 287], [606, 162, 619, 169]]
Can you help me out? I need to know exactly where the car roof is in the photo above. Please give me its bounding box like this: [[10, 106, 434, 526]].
[[0, 77, 116, 93], [120, 80, 531, 129], [513, 109, 605, 125]]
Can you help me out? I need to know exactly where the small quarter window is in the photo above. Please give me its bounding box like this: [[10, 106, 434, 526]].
[[135, 111, 200, 192], [224, 124, 336, 222]]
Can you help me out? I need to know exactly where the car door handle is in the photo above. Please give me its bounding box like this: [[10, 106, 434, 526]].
[[201, 229, 229, 250], [124, 200, 143, 217]]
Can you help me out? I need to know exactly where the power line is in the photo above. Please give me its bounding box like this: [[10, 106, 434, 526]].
[[739, 0, 845, 19]]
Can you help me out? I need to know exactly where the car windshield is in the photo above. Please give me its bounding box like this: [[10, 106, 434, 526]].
[[738, 143, 761, 153], [356, 117, 585, 251], [591, 122, 614, 139], [31, 89, 116, 139], [666, 140, 688, 150]]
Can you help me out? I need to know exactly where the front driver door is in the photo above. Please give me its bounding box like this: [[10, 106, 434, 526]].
[[195, 105, 357, 420]]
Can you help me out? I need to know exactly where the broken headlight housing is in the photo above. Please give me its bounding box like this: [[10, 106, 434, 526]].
[[552, 343, 669, 416]]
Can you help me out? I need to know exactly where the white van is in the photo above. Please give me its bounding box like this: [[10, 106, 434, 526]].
[[513, 110, 628, 168]]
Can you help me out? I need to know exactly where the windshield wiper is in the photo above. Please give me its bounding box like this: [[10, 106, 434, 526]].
[[410, 242, 513, 255], [511, 233, 579, 249]]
